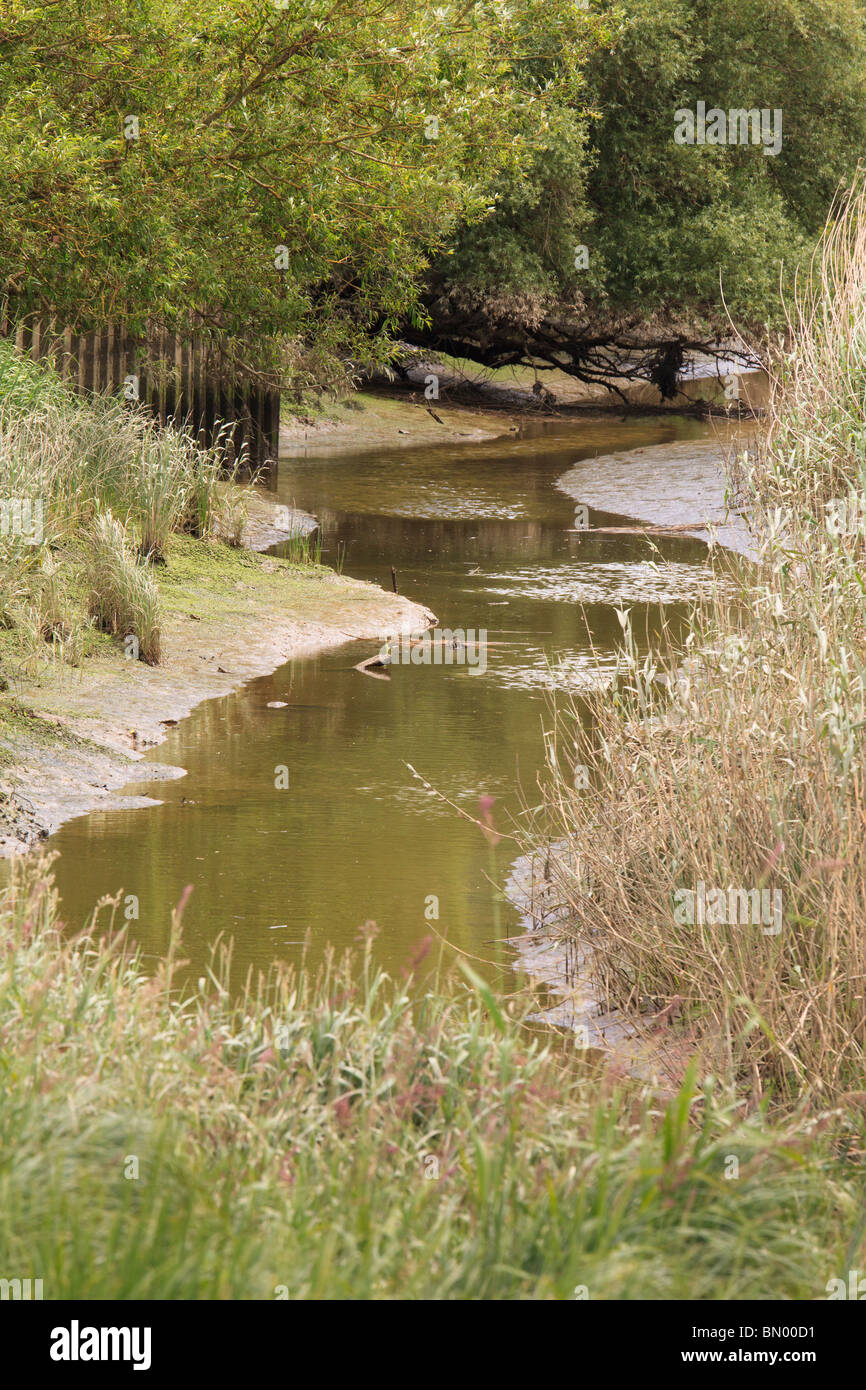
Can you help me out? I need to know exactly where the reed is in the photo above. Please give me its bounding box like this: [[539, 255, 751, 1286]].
[[282, 528, 324, 567], [0, 853, 860, 1300], [0, 340, 244, 665], [535, 175, 866, 1108], [85, 512, 161, 664]]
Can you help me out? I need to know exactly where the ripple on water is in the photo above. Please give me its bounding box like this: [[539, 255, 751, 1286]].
[[489, 647, 619, 694], [481, 560, 725, 606], [337, 482, 527, 521], [357, 778, 515, 819]]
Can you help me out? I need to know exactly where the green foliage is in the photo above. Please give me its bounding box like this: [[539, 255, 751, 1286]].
[[439, 0, 866, 334], [0, 854, 861, 1299], [0, 0, 597, 377]]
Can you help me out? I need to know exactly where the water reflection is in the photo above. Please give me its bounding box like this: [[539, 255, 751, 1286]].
[[47, 413, 720, 986]]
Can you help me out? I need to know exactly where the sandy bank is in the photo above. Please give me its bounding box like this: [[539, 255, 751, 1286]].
[[0, 496, 434, 855], [279, 360, 766, 456]]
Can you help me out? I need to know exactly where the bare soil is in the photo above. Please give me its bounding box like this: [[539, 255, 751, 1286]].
[[0, 495, 434, 855]]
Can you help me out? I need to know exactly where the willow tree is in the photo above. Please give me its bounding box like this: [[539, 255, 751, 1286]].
[[0, 0, 607, 387], [419, 0, 866, 394]]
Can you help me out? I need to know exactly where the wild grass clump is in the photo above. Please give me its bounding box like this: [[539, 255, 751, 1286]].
[[0, 338, 70, 417], [0, 347, 237, 555], [0, 340, 246, 669], [536, 176, 866, 1108], [85, 512, 161, 664], [281, 528, 323, 566], [0, 854, 861, 1300], [5, 557, 92, 671]]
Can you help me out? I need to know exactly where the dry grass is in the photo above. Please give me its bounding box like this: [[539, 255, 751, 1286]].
[[536, 175, 866, 1109], [85, 512, 161, 664]]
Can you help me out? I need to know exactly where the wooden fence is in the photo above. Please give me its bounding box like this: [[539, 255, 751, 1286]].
[[0, 312, 280, 468]]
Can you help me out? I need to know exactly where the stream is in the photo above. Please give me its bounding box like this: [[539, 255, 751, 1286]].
[[47, 412, 733, 989]]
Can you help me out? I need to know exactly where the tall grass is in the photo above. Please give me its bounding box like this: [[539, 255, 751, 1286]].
[[0, 341, 243, 663], [536, 176, 866, 1108], [85, 513, 161, 664], [0, 854, 861, 1300], [281, 528, 323, 566]]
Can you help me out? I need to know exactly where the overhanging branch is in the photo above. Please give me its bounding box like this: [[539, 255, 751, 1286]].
[[400, 290, 762, 400]]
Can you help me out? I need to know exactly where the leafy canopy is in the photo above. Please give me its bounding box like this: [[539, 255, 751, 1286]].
[[438, 0, 866, 338], [0, 0, 605, 376]]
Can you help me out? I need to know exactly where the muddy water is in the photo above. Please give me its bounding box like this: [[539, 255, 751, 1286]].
[[48, 414, 723, 986]]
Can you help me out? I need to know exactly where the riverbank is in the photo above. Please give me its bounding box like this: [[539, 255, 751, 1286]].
[[0, 341, 435, 854], [0, 493, 433, 855], [279, 356, 767, 455], [532, 184, 866, 1112]]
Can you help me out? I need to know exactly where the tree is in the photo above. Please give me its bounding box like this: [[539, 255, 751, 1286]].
[[416, 0, 866, 393], [0, 0, 598, 384]]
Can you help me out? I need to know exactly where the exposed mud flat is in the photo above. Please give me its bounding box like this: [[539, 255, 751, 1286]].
[[506, 849, 693, 1091], [505, 846, 634, 1046], [239, 497, 318, 551], [0, 713, 184, 854], [0, 503, 435, 856], [279, 363, 766, 457], [279, 386, 521, 453], [556, 436, 758, 559]]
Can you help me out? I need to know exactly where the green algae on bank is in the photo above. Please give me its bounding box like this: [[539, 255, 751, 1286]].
[[278, 361, 767, 458], [0, 527, 434, 856]]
